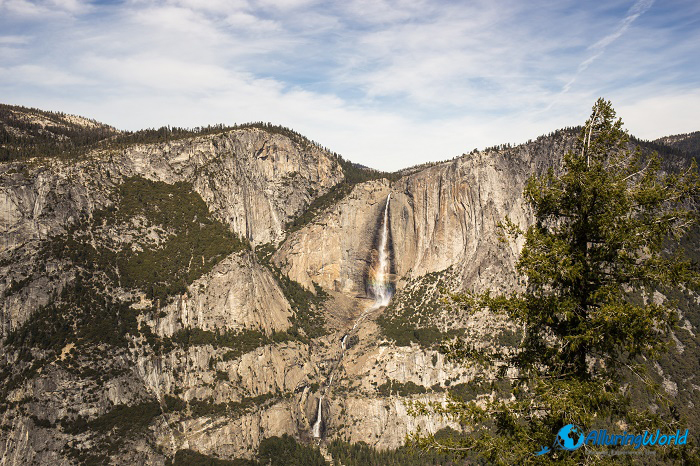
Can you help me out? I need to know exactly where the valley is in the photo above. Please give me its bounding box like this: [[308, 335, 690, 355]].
[[0, 104, 699, 464]]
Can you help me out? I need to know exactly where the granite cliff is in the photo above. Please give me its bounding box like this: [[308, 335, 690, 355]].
[[0, 105, 698, 465]]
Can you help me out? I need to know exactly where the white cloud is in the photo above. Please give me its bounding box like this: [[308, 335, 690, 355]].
[[224, 11, 279, 31], [255, 0, 319, 12], [47, 0, 86, 13], [1, 0, 698, 170], [79, 55, 239, 91], [557, 0, 655, 97], [0, 35, 29, 44], [619, 90, 700, 140], [0, 63, 91, 86], [166, 0, 250, 14], [0, 0, 89, 17]]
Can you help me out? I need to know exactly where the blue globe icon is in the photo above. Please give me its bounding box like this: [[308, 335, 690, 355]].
[[554, 424, 584, 451]]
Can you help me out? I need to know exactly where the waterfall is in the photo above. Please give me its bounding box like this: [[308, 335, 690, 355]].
[[370, 193, 392, 307], [309, 193, 392, 440], [350, 193, 394, 333], [312, 395, 323, 438]]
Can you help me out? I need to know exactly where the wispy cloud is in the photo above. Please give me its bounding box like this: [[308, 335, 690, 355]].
[[1, 0, 698, 170], [558, 0, 655, 98], [0, 0, 90, 16], [0, 35, 29, 44]]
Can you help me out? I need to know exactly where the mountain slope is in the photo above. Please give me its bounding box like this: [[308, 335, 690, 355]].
[[0, 104, 118, 162], [0, 105, 698, 464], [654, 131, 700, 158]]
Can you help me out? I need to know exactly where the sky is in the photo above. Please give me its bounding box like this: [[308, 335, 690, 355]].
[[1, 0, 699, 171]]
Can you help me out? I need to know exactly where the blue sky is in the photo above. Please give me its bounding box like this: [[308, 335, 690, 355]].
[[1, 0, 699, 170]]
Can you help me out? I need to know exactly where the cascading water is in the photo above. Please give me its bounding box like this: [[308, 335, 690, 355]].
[[312, 395, 324, 438], [350, 193, 394, 333], [369, 193, 393, 308]]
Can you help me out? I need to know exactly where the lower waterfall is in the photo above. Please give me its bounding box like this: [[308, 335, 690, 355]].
[[312, 395, 324, 438]]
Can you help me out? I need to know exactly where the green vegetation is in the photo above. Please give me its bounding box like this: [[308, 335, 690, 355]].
[[285, 182, 355, 233], [255, 243, 328, 340], [258, 434, 327, 466], [61, 401, 161, 436], [7, 176, 244, 358], [61, 400, 162, 464], [0, 104, 330, 163], [376, 379, 427, 397], [164, 395, 187, 412], [112, 176, 248, 300], [107, 124, 234, 147], [163, 392, 276, 420], [107, 121, 328, 154], [327, 434, 464, 466], [168, 435, 328, 466], [88, 401, 161, 434], [285, 156, 401, 234], [62, 397, 308, 465], [642, 131, 700, 160], [187, 394, 275, 419], [411, 99, 700, 464], [282, 280, 328, 340], [42, 176, 246, 302], [0, 103, 116, 162], [171, 327, 290, 359], [377, 269, 461, 348], [6, 272, 138, 352], [2, 276, 31, 297], [108, 122, 410, 237], [335, 155, 401, 185], [1, 101, 375, 182], [166, 271, 328, 352], [169, 449, 257, 466], [2, 102, 402, 242], [447, 379, 511, 402], [649, 223, 700, 438]]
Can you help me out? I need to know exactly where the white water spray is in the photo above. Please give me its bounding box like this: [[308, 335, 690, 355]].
[[350, 193, 394, 333], [312, 395, 323, 438], [371, 193, 392, 307]]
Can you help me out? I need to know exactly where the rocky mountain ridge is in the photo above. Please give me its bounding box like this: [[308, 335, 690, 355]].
[[1, 105, 698, 465]]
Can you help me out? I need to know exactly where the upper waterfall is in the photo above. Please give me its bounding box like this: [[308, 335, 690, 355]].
[[370, 193, 392, 308]]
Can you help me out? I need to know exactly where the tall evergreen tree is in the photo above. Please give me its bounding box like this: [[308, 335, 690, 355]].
[[410, 99, 700, 464]]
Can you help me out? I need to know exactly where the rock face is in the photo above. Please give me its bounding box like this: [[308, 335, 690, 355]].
[[275, 180, 393, 294], [107, 129, 344, 245], [0, 125, 600, 465], [1, 108, 698, 465], [276, 132, 576, 296], [1, 128, 343, 252], [155, 252, 293, 336], [0, 127, 342, 333], [0, 121, 356, 464]]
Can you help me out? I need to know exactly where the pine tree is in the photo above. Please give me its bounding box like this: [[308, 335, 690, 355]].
[[410, 99, 700, 464]]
